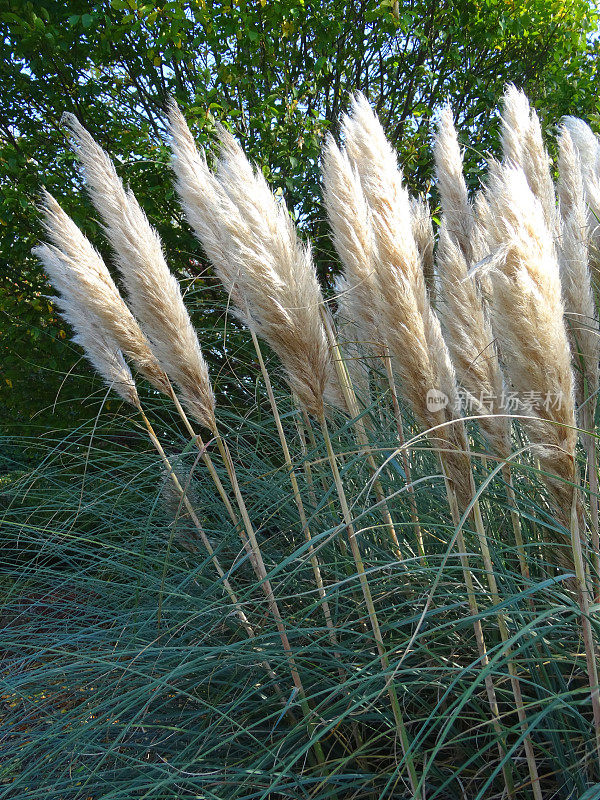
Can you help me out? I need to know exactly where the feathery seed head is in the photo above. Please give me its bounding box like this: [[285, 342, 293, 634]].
[[500, 88, 557, 230], [343, 94, 421, 286], [342, 96, 472, 504], [334, 276, 373, 403], [434, 105, 474, 262], [34, 242, 138, 406], [436, 222, 510, 458], [522, 109, 557, 231], [63, 113, 216, 431], [410, 197, 436, 303], [562, 116, 600, 267], [500, 84, 531, 168], [322, 133, 380, 348], [487, 165, 576, 508], [169, 104, 341, 417], [557, 127, 599, 410], [167, 101, 254, 328], [557, 127, 585, 220], [433, 106, 509, 458], [562, 116, 600, 184], [37, 190, 170, 394]]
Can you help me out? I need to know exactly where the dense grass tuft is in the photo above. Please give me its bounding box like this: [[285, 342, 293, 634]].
[[2, 360, 599, 798]]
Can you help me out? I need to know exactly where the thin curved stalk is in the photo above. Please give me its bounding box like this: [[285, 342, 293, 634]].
[[158, 384, 324, 761], [582, 402, 600, 600], [439, 458, 515, 799], [502, 463, 530, 582], [213, 428, 326, 766], [133, 396, 292, 718], [296, 404, 367, 627], [381, 351, 426, 565], [470, 493, 542, 799], [569, 487, 600, 765], [321, 307, 404, 561], [252, 331, 365, 754], [319, 411, 420, 798], [251, 330, 339, 652], [169, 388, 240, 529]]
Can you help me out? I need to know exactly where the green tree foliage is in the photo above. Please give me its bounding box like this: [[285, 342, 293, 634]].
[[1, 0, 599, 434]]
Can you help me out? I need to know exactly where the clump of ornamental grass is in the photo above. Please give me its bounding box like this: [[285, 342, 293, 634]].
[[168, 99, 419, 790], [6, 88, 600, 800]]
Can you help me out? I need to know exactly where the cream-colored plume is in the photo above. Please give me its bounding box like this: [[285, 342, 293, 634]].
[[486, 165, 576, 514], [342, 93, 472, 505], [410, 197, 436, 303], [436, 224, 510, 457], [434, 106, 510, 458], [34, 241, 137, 405], [500, 85, 531, 169], [167, 104, 253, 328], [471, 190, 494, 269], [557, 127, 599, 411], [61, 113, 216, 432], [168, 103, 340, 417], [562, 116, 600, 188], [35, 190, 170, 395], [523, 110, 556, 230], [500, 85, 556, 231], [434, 106, 474, 261], [562, 116, 600, 266], [333, 276, 373, 404], [322, 134, 380, 350]]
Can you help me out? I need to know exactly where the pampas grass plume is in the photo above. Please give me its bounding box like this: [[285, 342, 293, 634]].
[[34, 241, 138, 406], [61, 113, 216, 432], [557, 126, 599, 409], [487, 165, 576, 513], [562, 115, 600, 263], [35, 190, 170, 395], [500, 85, 557, 230], [434, 106, 509, 457], [434, 105, 474, 260], [410, 197, 436, 303], [168, 103, 339, 417], [500, 84, 531, 169], [342, 94, 472, 505], [322, 133, 380, 350]]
